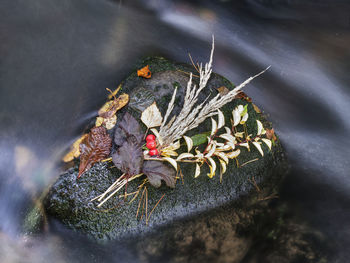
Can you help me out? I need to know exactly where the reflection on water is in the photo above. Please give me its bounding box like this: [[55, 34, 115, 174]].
[[0, 0, 349, 262]]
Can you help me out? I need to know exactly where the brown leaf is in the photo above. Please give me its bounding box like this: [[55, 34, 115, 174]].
[[112, 112, 145, 176], [112, 138, 144, 176], [137, 65, 152, 79], [142, 160, 176, 188], [78, 126, 112, 179], [235, 91, 252, 102], [266, 128, 277, 141], [114, 112, 143, 147], [98, 93, 129, 119], [252, 103, 261, 113], [217, 86, 229, 95]]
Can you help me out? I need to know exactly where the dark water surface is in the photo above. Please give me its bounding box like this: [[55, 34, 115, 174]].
[[1, 0, 349, 262]]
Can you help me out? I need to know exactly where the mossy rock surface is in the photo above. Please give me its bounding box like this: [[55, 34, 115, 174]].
[[45, 57, 287, 241]]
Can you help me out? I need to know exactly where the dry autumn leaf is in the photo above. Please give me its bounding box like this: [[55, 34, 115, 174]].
[[235, 91, 252, 102], [252, 103, 261, 113], [266, 128, 277, 141], [78, 126, 112, 179], [95, 115, 117, 130], [217, 86, 229, 95], [62, 134, 88, 162], [137, 65, 152, 79], [98, 93, 129, 119], [112, 113, 144, 177], [107, 84, 121, 100], [142, 160, 176, 188], [141, 102, 163, 128]]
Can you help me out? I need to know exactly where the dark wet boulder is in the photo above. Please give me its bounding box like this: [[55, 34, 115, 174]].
[[45, 57, 288, 243]]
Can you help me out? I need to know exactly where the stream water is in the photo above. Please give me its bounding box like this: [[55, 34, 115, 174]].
[[1, 0, 349, 262]]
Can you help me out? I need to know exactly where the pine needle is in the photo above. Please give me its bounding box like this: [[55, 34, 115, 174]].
[[146, 193, 165, 225]]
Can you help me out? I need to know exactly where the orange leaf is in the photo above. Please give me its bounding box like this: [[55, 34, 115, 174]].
[[235, 91, 252, 102], [137, 65, 152, 79], [266, 128, 277, 141]]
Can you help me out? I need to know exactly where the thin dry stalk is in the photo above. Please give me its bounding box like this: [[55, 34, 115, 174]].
[[146, 193, 166, 225], [136, 186, 147, 219], [95, 173, 143, 207], [159, 35, 270, 148]]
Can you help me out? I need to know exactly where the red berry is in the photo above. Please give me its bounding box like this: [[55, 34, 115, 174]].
[[146, 140, 157, 150], [146, 134, 156, 142], [149, 148, 158, 156]]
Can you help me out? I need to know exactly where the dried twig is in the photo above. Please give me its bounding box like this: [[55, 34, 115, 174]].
[[159, 35, 270, 148]]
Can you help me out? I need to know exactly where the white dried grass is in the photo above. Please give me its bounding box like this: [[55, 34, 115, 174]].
[[159, 36, 269, 148]]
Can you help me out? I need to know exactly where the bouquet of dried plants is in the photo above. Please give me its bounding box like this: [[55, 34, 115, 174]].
[[63, 36, 273, 217]]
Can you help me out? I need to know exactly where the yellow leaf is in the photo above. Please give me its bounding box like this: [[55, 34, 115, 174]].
[[170, 140, 181, 150], [163, 157, 178, 171], [256, 120, 266, 135], [219, 134, 236, 143], [226, 141, 236, 150], [62, 134, 88, 162], [95, 115, 117, 130], [161, 149, 178, 157], [216, 144, 232, 152], [195, 148, 204, 159], [183, 136, 193, 152], [205, 141, 217, 158], [232, 108, 241, 127], [252, 142, 264, 156], [195, 163, 201, 178], [224, 127, 232, 135], [177, 153, 194, 160], [227, 149, 241, 159], [261, 138, 272, 150], [239, 142, 250, 150], [215, 152, 229, 164], [207, 157, 216, 178], [219, 158, 227, 177], [217, 109, 225, 129], [141, 102, 163, 128], [240, 113, 248, 124], [234, 132, 245, 138], [252, 103, 261, 113], [104, 115, 117, 130], [211, 118, 217, 135], [98, 93, 129, 118], [95, 117, 104, 127], [107, 84, 121, 100]]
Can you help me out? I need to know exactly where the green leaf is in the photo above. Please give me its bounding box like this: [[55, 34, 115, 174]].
[[190, 131, 211, 146], [241, 104, 248, 116]]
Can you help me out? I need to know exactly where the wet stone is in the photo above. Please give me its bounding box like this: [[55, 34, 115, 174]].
[[44, 57, 288, 243]]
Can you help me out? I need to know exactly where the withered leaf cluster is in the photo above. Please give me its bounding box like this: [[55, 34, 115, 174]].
[[112, 113, 176, 188], [113, 112, 144, 176], [142, 161, 176, 188], [78, 126, 112, 179]]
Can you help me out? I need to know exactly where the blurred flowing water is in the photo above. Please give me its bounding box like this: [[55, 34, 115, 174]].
[[0, 0, 349, 262]]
